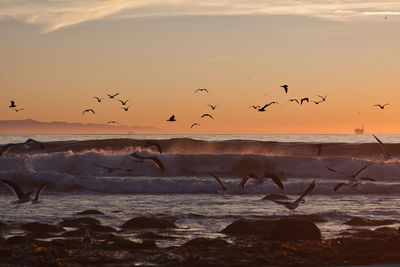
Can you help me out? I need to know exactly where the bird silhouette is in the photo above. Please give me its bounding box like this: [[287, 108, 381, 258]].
[[281, 85, 288, 93], [288, 99, 299, 104], [107, 93, 119, 99], [317, 95, 328, 101], [166, 115, 176, 122], [332, 178, 376, 193], [195, 88, 209, 93], [31, 182, 49, 206], [373, 135, 392, 160], [191, 123, 201, 128], [201, 114, 214, 119], [208, 172, 227, 194], [208, 104, 217, 110], [9, 101, 16, 108], [13, 108, 24, 112], [107, 121, 119, 124], [130, 152, 165, 171], [82, 109, 95, 115], [239, 172, 284, 192], [94, 97, 103, 102], [249, 105, 260, 109], [311, 100, 323, 104], [1, 179, 33, 208], [374, 104, 389, 109], [271, 180, 316, 212], [258, 102, 278, 112], [122, 107, 129, 111], [118, 99, 129, 105], [300, 98, 309, 105]]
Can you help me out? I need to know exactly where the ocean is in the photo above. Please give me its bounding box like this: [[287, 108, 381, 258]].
[[1, 134, 400, 247]]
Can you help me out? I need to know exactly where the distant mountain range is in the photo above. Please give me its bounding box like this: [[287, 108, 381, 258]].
[[0, 119, 161, 134]]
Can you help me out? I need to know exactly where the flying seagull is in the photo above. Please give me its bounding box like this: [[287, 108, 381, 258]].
[[281, 85, 288, 94], [312, 100, 323, 104], [107, 121, 119, 124], [249, 105, 260, 109], [258, 102, 278, 112], [122, 107, 129, 111], [327, 162, 373, 180], [13, 108, 24, 112], [130, 152, 165, 171], [208, 104, 217, 110], [94, 97, 103, 103], [107, 93, 119, 99], [300, 98, 309, 105], [9, 101, 16, 108], [166, 115, 176, 122], [373, 135, 392, 160], [1, 179, 33, 208], [195, 88, 209, 93], [239, 172, 284, 192], [141, 141, 162, 153], [82, 109, 95, 115], [327, 162, 374, 192], [208, 172, 227, 194], [31, 182, 49, 206], [317, 95, 328, 102], [118, 99, 129, 105], [374, 104, 389, 109], [201, 114, 214, 120], [332, 177, 376, 193], [288, 99, 299, 104], [191, 123, 201, 128], [271, 180, 316, 212]]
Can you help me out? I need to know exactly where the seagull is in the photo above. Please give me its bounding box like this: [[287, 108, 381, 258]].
[[122, 107, 129, 111], [332, 177, 376, 193], [1, 179, 33, 208], [327, 162, 373, 180], [300, 98, 309, 105], [9, 101, 16, 108], [281, 85, 288, 93], [83, 227, 93, 248], [130, 152, 165, 171], [288, 99, 299, 104], [311, 100, 324, 104], [118, 99, 129, 105], [317, 95, 328, 102], [258, 102, 278, 112], [94, 97, 103, 103], [374, 104, 389, 109], [82, 109, 95, 115], [271, 180, 316, 212], [107, 93, 119, 99], [208, 172, 227, 194], [107, 121, 119, 124], [166, 115, 176, 122], [249, 105, 260, 109], [141, 141, 162, 153], [327, 162, 374, 192], [201, 114, 214, 120], [239, 172, 284, 192], [13, 108, 24, 112], [31, 182, 49, 206], [372, 135, 392, 160], [191, 123, 201, 128], [195, 88, 209, 93], [208, 104, 217, 110]]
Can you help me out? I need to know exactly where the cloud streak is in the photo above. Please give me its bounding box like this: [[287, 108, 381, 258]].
[[1, 0, 399, 32]]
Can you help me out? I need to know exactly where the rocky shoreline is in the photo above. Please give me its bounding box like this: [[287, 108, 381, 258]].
[[2, 211, 400, 266]]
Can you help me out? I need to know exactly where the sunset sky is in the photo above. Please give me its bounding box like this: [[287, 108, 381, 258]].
[[1, 0, 400, 134]]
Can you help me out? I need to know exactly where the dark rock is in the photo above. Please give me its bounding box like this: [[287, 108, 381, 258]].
[[344, 217, 398, 226], [90, 224, 116, 232], [0, 249, 12, 258], [20, 222, 64, 233], [221, 219, 274, 235], [120, 216, 176, 230], [222, 218, 321, 241], [0, 221, 5, 227], [376, 227, 397, 234], [183, 238, 229, 248], [268, 218, 322, 242], [74, 209, 104, 215], [100, 236, 141, 250], [140, 240, 157, 249], [59, 217, 100, 227], [290, 214, 327, 223], [5, 235, 30, 245], [49, 239, 83, 249]]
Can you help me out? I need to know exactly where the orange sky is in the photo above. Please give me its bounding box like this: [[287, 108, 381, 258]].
[[1, 1, 400, 134]]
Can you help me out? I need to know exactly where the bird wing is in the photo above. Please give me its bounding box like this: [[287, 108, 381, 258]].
[[332, 183, 347, 192], [194, 89, 200, 93], [201, 114, 214, 119], [373, 135, 391, 159], [326, 166, 349, 177], [259, 103, 269, 110], [263, 173, 284, 192], [272, 200, 289, 206], [112, 93, 119, 97], [317, 95, 327, 101], [33, 182, 48, 201], [238, 176, 250, 188], [352, 162, 372, 178], [374, 104, 383, 108], [300, 98, 309, 105], [208, 172, 227, 190], [90, 109, 95, 114], [295, 180, 316, 202], [1, 179, 24, 199], [148, 156, 165, 171], [82, 110, 87, 115]]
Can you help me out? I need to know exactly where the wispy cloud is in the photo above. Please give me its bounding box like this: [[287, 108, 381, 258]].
[[1, 0, 399, 32]]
